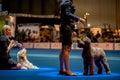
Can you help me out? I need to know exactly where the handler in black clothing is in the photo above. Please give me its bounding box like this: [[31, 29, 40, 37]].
[[0, 25, 21, 69], [59, 0, 85, 75]]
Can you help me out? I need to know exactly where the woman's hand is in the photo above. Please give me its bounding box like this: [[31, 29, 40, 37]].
[[79, 18, 86, 24]]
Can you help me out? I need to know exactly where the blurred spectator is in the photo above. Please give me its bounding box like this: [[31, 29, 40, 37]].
[[95, 31, 101, 39]]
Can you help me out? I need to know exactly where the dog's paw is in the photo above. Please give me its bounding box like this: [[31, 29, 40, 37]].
[[21, 66, 28, 70]]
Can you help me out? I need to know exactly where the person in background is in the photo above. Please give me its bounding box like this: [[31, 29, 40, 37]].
[[0, 25, 21, 69], [95, 31, 101, 39], [59, 0, 86, 76]]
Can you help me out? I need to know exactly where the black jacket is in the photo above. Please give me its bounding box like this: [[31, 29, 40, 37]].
[[60, 0, 80, 29], [0, 35, 10, 60]]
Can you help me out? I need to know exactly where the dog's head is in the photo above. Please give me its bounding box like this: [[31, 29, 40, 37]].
[[78, 33, 91, 43], [82, 36, 91, 43], [17, 48, 27, 61], [77, 35, 91, 48]]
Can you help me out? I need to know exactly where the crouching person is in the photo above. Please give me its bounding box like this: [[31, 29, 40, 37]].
[[77, 35, 111, 75], [0, 25, 21, 69]]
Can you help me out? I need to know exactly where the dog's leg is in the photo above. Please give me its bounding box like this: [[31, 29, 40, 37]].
[[101, 56, 111, 74], [101, 50, 111, 74], [83, 57, 89, 75], [89, 57, 94, 75], [95, 58, 103, 74]]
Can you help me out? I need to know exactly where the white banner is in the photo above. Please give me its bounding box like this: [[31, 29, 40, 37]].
[[17, 23, 40, 42], [91, 43, 100, 47], [51, 43, 61, 49], [91, 43, 113, 50], [22, 43, 33, 48], [22, 42, 116, 50], [34, 43, 50, 49], [115, 43, 120, 50]]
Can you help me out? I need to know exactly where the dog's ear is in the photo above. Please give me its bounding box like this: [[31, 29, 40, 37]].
[[23, 48, 26, 54], [17, 49, 22, 56], [17, 50, 22, 61]]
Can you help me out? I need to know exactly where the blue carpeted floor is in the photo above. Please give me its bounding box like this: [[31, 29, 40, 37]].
[[0, 48, 120, 80]]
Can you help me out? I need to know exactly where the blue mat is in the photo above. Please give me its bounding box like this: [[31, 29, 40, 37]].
[[0, 48, 120, 80]]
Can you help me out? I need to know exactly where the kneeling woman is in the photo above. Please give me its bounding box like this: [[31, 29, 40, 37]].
[[0, 25, 21, 69]]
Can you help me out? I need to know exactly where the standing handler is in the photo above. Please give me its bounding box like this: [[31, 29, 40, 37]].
[[59, 0, 85, 75]]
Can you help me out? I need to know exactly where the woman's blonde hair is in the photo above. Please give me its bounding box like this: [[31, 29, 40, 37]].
[[2, 25, 11, 33]]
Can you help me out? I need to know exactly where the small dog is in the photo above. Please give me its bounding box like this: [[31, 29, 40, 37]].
[[17, 48, 39, 69], [77, 36, 111, 75]]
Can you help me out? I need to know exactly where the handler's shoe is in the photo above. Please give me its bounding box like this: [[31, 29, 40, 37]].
[[83, 73, 88, 75], [106, 70, 111, 74], [89, 73, 94, 75], [97, 72, 102, 74], [59, 71, 66, 75], [59, 70, 78, 76], [65, 72, 78, 76]]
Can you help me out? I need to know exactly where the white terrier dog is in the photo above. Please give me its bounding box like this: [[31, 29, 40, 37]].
[[17, 48, 39, 69]]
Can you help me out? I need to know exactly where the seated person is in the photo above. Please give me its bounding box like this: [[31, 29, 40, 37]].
[[0, 25, 21, 69]]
